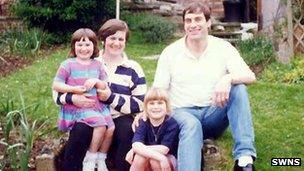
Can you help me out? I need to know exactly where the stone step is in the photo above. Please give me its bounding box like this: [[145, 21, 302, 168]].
[[210, 31, 242, 37], [212, 22, 241, 27]]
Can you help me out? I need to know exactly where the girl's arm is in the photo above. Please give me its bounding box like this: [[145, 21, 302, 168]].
[[145, 145, 169, 155], [132, 142, 168, 162], [52, 81, 86, 94]]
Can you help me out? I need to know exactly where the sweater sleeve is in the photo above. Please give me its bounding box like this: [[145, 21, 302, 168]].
[[102, 61, 147, 114]]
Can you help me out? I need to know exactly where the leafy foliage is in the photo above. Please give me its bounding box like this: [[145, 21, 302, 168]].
[[12, 0, 115, 43], [236, 35, 275, 66], [0, 28, 44, 57], [122, 12, 176, 43], [0, 92, 48, 171], [261, 56, 304, 84]]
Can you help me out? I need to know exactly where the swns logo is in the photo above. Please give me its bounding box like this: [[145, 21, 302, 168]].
[[271, 158, 301, 166]]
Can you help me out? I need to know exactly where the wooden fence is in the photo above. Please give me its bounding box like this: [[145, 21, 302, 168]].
[[293, 0, 304, 53]]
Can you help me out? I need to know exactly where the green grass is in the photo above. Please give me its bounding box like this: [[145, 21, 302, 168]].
[[217, 82, 304, 170], [0, 38, 303, 170]]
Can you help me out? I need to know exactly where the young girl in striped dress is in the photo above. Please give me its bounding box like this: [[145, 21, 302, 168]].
[[52, 28, 114, 171]]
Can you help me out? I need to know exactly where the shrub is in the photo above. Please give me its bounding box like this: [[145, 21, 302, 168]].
[[121, 11, 151, 30], [12, 0, 115, 43], [0, 92, 48, 171], [260, 56, 304, 84], [282, 58, 304, 84], [236, 35, 275, 66], [122, 12, 176, 43]]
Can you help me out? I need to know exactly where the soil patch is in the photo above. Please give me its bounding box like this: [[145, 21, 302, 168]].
[[0, 54, 32, 77], [0, 45, 64, 77]]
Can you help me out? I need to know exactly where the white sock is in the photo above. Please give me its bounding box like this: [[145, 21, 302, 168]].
[[84, 151, 98, 161], [238, 156, 253, 167], [97, 152, 107, 160]]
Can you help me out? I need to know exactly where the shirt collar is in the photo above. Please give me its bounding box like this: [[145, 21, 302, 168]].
[[182, 35, 210, 60], [99, 50, 130, 67]]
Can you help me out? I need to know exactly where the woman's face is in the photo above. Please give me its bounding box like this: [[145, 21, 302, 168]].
[[104, 31, 126, 56]]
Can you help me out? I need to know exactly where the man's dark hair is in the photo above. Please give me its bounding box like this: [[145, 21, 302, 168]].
[[182, 1, 211, 21]]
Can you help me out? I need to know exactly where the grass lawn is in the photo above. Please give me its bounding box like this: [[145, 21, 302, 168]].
[[0, 38, 303, 170]]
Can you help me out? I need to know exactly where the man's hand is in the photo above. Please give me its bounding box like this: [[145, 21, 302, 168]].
[[97, 84, 111, 101], [72, 94, 95, 108], [72, 86, 86, 94], [84, 78, 100, 91], [212, 74, 232, 108], [131, 112, 147, 132], [125, 149, 134, 164]]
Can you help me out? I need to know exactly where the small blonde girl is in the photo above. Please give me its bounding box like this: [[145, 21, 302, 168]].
[[126, 87, 179, 171]]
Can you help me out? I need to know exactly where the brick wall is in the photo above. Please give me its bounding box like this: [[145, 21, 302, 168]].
[[163, 0, 225, 19], [0, 0, 22, 32], [209, 0, 224, 19], [0, 0, 16, 16]]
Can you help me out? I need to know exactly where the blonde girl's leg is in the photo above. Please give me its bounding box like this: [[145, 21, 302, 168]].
[[130, 154, 149, 171], [149, 155, 176, 171]]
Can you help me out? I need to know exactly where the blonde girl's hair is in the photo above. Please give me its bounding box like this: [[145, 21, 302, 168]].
[[144, 87, 172, 115]]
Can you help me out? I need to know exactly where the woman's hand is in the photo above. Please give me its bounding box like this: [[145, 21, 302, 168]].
[[97, 84, 111, 101], [131, 112, 147, 132], [72, 94, 95, 108]]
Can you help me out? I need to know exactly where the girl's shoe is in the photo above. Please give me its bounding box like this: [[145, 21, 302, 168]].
[[97, 159, 108, 171], [83, 151, 97, 171], [82, 159, 96, 171]]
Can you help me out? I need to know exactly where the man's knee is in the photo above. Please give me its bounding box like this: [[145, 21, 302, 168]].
[[173, 110, 202, 139], [231, 84, 247, 96]]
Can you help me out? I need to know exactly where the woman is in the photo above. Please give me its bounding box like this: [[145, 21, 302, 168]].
[[54, 19, 147, 171]]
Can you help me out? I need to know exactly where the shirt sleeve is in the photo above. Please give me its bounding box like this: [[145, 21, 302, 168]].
[[102, 61, 147, 114], [225, 43, 255, 77], [160, 118, 179, 151], [52, 60, 70, 105], [132, 119, 147, 143], [153, 47, 171, 90], [53, 60, 70, 83]]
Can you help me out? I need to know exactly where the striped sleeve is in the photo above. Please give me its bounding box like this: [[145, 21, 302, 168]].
[[53, 60, 70, 83], [52, 59, 71, 105], [103, 61, 147, 114]]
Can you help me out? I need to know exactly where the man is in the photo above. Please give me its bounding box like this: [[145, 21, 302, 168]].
[[153, 2, 257, 171]]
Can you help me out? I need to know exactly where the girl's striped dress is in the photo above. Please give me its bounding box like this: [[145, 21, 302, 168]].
[[54, 58, 114, 131]]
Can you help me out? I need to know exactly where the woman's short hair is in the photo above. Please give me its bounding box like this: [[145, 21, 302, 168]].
[[69, 28, 99, 58], [182, 1, 211, 22], [144, 87, 172, 115], [98, 19, 129, 42]]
